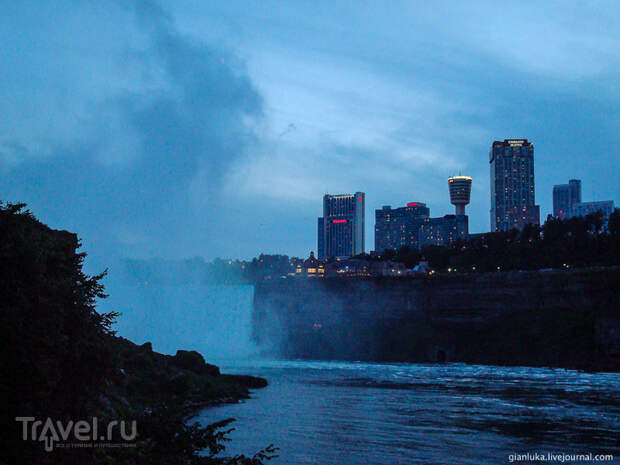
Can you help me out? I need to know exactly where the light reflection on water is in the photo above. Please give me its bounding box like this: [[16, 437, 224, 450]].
[[199, 360, 620, 465]]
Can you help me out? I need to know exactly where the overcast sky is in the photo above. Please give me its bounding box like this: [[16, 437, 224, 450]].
[[2, 0, 619, 270]]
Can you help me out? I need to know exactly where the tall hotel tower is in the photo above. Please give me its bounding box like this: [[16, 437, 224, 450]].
[[318, 192, 365, 260], [490, 139, 540, 231]]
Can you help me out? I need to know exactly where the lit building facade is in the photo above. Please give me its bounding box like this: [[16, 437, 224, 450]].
[[295, 251, 325, 277], [375, 201, 468, 251], [490, 139, 540, 231], [553, 179, 581, 219], [317, 192, 365, 259], [374, 202, 430, 253], [419, 214, 469, 247]]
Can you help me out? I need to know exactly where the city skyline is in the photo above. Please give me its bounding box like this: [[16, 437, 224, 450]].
[[1, 1, 619, 268], [374, 174, 470, 254]]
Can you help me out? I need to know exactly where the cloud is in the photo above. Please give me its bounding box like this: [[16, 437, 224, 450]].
[[2, 0, 618, 263], [0, 0, 263, 267], [206, 0, 619, 236]]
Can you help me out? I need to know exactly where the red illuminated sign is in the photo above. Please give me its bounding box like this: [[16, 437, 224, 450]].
[[332, 219, 348, 224], [407, 202, 419, 207], [358, 196, 363, 202]]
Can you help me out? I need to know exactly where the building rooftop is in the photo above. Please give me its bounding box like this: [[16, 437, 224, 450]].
[[492, 139, 532, 147]]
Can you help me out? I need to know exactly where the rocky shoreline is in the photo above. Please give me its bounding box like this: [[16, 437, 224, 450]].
[[108, 336, 268, 418]]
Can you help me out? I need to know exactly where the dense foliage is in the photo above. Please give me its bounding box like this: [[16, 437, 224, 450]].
[[0, 202, 274, 465]]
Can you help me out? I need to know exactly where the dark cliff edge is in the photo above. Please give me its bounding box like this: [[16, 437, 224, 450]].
[[253, 268, 620, 371]]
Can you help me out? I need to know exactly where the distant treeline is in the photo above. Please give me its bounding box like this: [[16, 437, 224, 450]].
[[365, 209, 620, 272]]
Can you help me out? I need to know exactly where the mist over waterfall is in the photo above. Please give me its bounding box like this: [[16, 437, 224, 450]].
[[100, 263, 259, 361]]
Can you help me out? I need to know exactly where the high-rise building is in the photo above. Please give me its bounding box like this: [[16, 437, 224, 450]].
[[374, 202, 430, 253], [552, 178, 614, 223], [419, 214, 469, 247], [490, 139, 540, 231], [571, 200, 615, 220], [448, 176, 472, 216], [553, 184, 571, 219], [569, 179, 582, 205], [553, 179, 581, 219], [374, 200, 468, 251], [317, 192, 365, 259]]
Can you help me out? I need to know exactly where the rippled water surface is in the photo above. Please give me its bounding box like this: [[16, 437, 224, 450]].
[[200, 360, 620, 465]]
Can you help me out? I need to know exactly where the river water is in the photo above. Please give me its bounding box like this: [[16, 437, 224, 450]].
[[200, 361, 620, 464], [101, 281, 619, 464]]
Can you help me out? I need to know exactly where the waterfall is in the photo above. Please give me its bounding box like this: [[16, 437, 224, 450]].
[[100, 270, 259, 361]]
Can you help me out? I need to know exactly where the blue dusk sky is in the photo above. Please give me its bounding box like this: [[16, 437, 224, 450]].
[[1, 0, 619, 269]]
